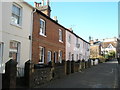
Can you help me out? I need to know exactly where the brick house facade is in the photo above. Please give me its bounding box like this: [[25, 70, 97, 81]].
[[32, 9, 66, 64]]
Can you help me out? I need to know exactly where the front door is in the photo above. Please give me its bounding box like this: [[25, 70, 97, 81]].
[[54, 52, 57, 63]]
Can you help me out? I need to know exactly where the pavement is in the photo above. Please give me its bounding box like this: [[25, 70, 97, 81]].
[[37, 60, 119, 88]]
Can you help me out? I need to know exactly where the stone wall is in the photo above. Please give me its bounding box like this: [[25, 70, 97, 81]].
[[53, 64, 65, 79], [74, 62, 80, 72], [31, 67, 52, 88]]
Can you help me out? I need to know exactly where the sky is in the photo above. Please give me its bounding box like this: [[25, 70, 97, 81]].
[[27, 1, 118, 42]]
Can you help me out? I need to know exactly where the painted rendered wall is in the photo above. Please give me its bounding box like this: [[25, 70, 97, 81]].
[[66, 30, 90, 61], [1, 1, 33, 73]]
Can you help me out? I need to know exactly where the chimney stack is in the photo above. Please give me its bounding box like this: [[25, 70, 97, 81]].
[[46, 0, 49, 5], [34, 0, 51, 17], [34, 2, 41, 7], [42, 0, 44, 6], [68, 28, 73, 32], [90, 40, 94, 45], [53, 16, 58, 22]]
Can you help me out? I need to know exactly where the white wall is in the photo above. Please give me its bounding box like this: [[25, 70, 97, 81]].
[[66, 30, 90, 61], [1, 1, 33, 73]]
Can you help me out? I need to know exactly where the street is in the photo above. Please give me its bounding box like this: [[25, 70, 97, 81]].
[[37, 60, 118, 88]]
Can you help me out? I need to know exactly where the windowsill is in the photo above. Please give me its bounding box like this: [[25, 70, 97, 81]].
[[38, 62, 44, 64], [59, 40, 63, 43], [39, 33, 47, 37], [10, 23, 22, 29]]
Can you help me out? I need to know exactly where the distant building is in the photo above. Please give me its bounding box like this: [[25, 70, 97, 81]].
[[66, 28, 90, 61], [90, 37, 118, 59], [101, 37, 118, 58], [89, 39, 101, 58]]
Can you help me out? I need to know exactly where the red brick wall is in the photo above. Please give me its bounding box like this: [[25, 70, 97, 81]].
[[32, 12, 66, 64]]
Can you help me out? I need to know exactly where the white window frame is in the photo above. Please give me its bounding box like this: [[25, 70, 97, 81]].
[[59, 29, 63, 43], [59, 50, 62, 63], [68, 35, 71, 43], [68, 52, 71, 60], [11, 3, 22, 27], [76, 54, 78, 61], [0, 42, 4, 73], [47, 51, 52, 63], [40, 19, 46, 37], [39, 46, 45, 64], [9, 41, 21, 65]]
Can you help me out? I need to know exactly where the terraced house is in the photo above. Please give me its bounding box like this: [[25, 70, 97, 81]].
[[1, 0, 33, 75], [66, 28, 90, 61], [32, 1, 66, 65]]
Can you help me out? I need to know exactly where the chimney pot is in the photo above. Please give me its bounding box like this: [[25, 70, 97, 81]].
[[53, 16, 58, 22], [42, 0, 44, 6]]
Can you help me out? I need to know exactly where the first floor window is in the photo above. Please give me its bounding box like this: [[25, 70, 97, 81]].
[[40, 19, 46, 36], [11, 4, 22, 26], [68, 35, 71, 43], [59, 50, 62, 63], [59, 29, 63, 42], [47, 51, 52, 63], [39, 46, 45, 63]]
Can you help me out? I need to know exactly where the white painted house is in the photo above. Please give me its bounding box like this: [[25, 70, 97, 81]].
[[0, 0, 33, 75], [66, 29, 90, 61]]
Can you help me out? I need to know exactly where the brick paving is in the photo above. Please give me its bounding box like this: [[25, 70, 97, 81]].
[[37, 60, 119, 88]]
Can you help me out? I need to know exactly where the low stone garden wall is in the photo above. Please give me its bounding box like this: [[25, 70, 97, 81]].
[[53, 63, 65, 79], [31, 67, 52, 88]]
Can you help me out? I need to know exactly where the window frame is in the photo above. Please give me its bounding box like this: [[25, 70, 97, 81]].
[[9, 41, 21, 64], [59, 50, 62, 63], [11, 3, 22, 27], [59, 29, 63, 42], [0, 42, 4, 73], [47, 51, 52, 63], [68, 52, 71, 60], [40, 18, 46, 37], [68, 35, 71, 43], [39, 46, 45, 64]]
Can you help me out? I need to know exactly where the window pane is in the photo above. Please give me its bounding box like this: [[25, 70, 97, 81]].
[[47, 51, 51, 63], [12, 5, 20, 16], [40, 19, 45, 35], [39, 47, 44, 63]]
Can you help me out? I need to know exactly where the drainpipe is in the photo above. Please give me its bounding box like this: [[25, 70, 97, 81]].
[[29, 8, 36, 62]]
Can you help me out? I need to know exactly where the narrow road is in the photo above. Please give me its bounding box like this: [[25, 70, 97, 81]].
[[38, 60, 118, 88]]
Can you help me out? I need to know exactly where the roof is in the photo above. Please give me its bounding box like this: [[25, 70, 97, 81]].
[[35, 9, 90, 44], [101, 41, 117, 48]]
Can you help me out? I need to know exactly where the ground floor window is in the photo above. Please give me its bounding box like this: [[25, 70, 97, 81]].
[[39, 46, 45, 63], [9, 41, 20, 64], [59, 50, 62, 63], [68, 52, 71, 60], [72, 54, 74, 60], [0, 42, 4, 72], [76, 54, 78, 61], [47, 51, 52, 63]]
